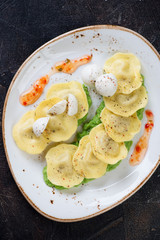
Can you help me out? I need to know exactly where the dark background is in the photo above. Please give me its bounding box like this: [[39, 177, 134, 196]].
[[0, 0, 160, 239]]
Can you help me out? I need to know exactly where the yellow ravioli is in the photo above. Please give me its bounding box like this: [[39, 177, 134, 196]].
[[89, 124, 128, 164], [104, 53, 143, 94], [103, 86, 148, 117], [12, 111, 50, 154], [72, 135, 108, 179], [46, 144, 84, 188], [101, 108, 141, 142], [46, 81, 88, 119], [35, 97, 78, 142]]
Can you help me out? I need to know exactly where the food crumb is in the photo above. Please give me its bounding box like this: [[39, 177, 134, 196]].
[[97, 205, 100, 210], [23, 169, 25, 172], [50, 200, 54, 204]]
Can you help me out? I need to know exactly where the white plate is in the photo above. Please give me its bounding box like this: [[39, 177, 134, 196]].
[[2, 25, 160, 222]]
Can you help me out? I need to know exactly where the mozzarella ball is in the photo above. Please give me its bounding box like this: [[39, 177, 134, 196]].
[[67, 94, 78, 116], [33, 117, 49, 137], [95, 73, 118, 97], [81, 64, 102, 87], [48, 100, 67, 115]]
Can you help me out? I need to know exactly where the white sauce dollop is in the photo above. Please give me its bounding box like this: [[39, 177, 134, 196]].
[[67, 94, 78, 116], [33, 117, 49, 137], [95, 73, 118, 97], [81, 64, 102, 87], [48, 100, 67, 115]]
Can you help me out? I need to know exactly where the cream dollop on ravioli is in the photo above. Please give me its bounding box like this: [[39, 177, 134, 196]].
[[72, 135, 107, 179], [12, 111, 50, 154], [46, 144, 84, 188], [104, 53, 143, 94], [35, 97, 77, 142], [103, 86, 148, 117], [46, 81, 88, 119], [89, 124, 128, 164], [101, 108, 141, 142]]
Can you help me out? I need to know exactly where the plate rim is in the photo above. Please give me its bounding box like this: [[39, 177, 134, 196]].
[[2, 24, 160, 222]]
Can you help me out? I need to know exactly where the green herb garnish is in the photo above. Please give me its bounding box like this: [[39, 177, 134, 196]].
[[124, 141, 133, 151], [75, 101, 105, 145], [83, 101, 105, 131], [137, 108, 144, 120], [78, 84, 92, 126], [136, 74, 145, 120], [65, 58, 70, 63], [141, 74, 145, 86], [106, 161, 122, 171], [55, 65, 63, 71]]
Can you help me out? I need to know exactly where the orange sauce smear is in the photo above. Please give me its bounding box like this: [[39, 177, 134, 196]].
[[54, 55, 92, 74], [129, 110, 154, 166], [19, 75, 49, 106], [20, 54, 92, 106]]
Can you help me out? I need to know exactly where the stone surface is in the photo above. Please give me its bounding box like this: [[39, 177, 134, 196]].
[[0, 0, 160, 239]]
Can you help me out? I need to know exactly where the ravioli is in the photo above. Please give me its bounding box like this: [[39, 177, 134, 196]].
[[103, 86, 148, 117], [104, 53, 143, 94], [101, 108, 141, 142], [46, 81, 88, 119], [89, 124, 128, 164], [72, 135, 107, 179], [12, 111, 50, 154], [35, 97, 78, 142], [46, 144, 84, 188]]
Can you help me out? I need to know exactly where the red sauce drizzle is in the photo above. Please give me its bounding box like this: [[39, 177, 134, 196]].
[[129, 110, 154, 166], [20, 75, 49, 106], [19, 54, 92, 106]]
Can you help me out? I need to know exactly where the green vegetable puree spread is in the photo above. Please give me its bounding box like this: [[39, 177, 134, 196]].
[[43, 76, 146, 189]]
